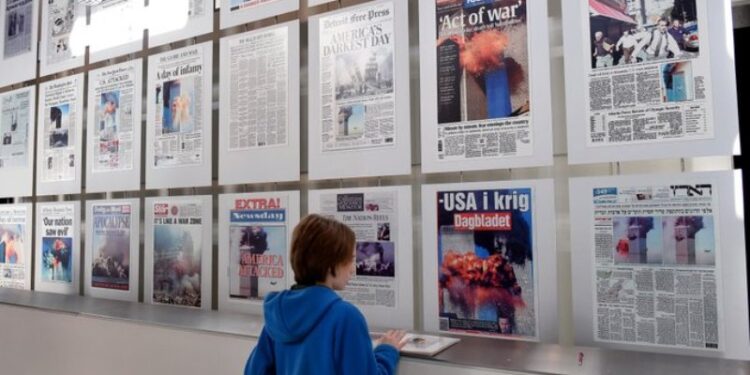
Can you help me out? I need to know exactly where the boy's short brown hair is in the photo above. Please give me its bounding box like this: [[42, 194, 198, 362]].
[[291, 214, 356, 285]]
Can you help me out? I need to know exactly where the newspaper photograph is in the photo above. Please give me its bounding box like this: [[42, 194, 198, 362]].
[[39, 204, 75, 284], [228, 196, 288, 301], [229, 0, 278, 12], [152, 46, 206, 168], [0, 205, 28, 289], [152, 201, 204, 308], [0, 89, 31, 169], [591, 182, 721, 349], [91, 203, 132, 291], [318, 191, 399, 308], [318, 2, 397, 152], [434, 0, 532, 161], [4, 0, 33, 59], [436, 188, 537, 339], [41, 77, 80, 183], [90, 64, 137, 173], [586, 0, 714, 146], [227, 27, 288, 151], [45, 0, 84, 65]]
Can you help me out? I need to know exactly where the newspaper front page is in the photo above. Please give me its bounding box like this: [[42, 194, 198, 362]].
[[90, 64, 137, 173], [39, 204, 76, 285], [585, 0, 714, 146], [41, 77, 80, 183], [318, 191, 399, 308], [0, 89, 31, 169], [228, 196, 289, 301], [0, 205, 28, 289], [152, 46, 206, 168], [3, 0, 33, 59], [152, 200, 204, 308], [436, 187, 538, 339], [592, 182, 721, 350], [91, 203, 133, 291], [434, 0, 532, 161], [45, 0, 84, 65], [318, 2, 397, 152], [88, 0, 142, 54], [228, 27, 288, 151]]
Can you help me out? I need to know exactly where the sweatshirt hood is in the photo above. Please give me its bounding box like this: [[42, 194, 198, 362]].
[[263, 285, 341, 344]]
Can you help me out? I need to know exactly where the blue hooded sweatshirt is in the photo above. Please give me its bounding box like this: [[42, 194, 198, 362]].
[[244, 285, 400, 375]]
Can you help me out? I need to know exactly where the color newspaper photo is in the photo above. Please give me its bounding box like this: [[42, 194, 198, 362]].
[[91, 204, 131, 291], [356, 241, 395, 278], [0, 224, 24, 264], [229, 225, 286, 300], [153, 225, 202, 307], [41, 237, 73, 282], [47, 104, 70, 148], [158, 79, 196, 135], [437, 188, 536, 338], [589, 0, 699, 69], [436, 0, 530, 124], [96, 91, 120, 154]]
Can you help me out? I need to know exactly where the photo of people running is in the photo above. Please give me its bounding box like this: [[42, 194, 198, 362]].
[[590, 0, 698, 69]]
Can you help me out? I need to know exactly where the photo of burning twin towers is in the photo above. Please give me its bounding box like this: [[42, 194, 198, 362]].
[[436, 0, 530, 124]]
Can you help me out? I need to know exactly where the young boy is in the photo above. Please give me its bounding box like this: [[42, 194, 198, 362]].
[[244, 214, 406, 374]]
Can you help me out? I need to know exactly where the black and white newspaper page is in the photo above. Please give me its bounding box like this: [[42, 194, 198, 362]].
[[319, 191, 398, 308], [592, 182, 721, 350], [90, 64, 137, 173], [586, 0, 713, 146], [0, 205, 28, 289], [0, 89, 31, 169], [228, 27, 288, 151], [45, 0, 84, 65], [152, 46, 206, 169], [3, 0, 33, 59], [41, 77, 80, 183], [318, 2, 397, 153]]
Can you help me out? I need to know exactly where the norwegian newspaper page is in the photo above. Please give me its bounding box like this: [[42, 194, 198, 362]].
[[591, 182, 722, 350], [227, 27, 289, 151], [89, 64, 137, 173], [585, 0, 713, 146], [152, 46, 207, 169], [318, 2, 397, 152], [434, 0, 532, 161]]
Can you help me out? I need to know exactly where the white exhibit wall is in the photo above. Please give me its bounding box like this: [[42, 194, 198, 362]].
[[0, 304, 519, 375]]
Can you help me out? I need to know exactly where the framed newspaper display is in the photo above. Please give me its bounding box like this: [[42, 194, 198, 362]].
[[144, 195, 213, 310], [0, 86, 35, 198], [220, 0, 299, 30], [219, 21, 300, 185], [88, 0, 145, 64], [0, 0, 38, 87], [569, 171, 750, 360], [86, 59, 143, 193], [40, 0, 86, 77], [36, 74, 84, 196], [84, 199, 140, 302], [218, 191, 300, 314], [418, 0, 553, 174], [146, 42, 213, 189], [307, 0, 412, 180], [147, 0, 214, 48], [34, 201, 81, 295], [308, 186, 414, 330], [563, 0, 739, 164], [421, 179, 558, 342], [0, 203, 32, 291]]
